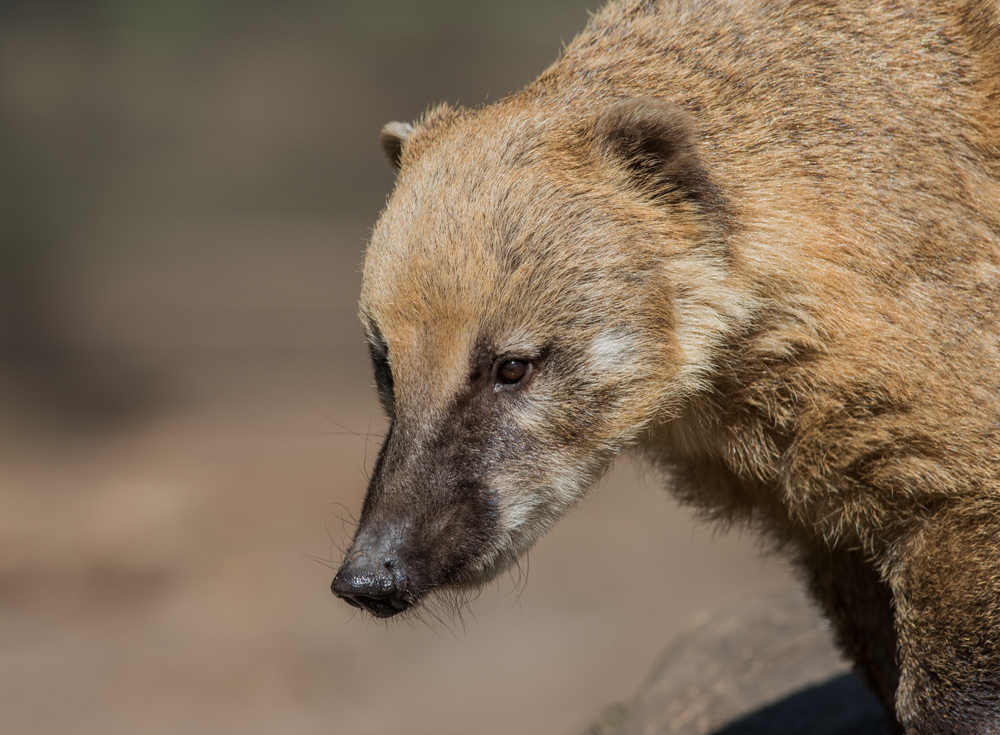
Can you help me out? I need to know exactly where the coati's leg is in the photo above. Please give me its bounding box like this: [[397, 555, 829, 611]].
[[799, 543, 903, 734], [887, 505, 1000, 735]]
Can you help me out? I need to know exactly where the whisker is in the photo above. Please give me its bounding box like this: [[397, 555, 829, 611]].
[[298, 394, 381, 445], [302, 551, 337, 571]]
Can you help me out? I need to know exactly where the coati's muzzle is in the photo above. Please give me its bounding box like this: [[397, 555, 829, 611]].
[[331, 422, 502, 618]]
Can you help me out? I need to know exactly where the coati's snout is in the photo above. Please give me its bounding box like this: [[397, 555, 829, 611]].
[[331, 416, 504, 617], [331, 481, 498, 618]]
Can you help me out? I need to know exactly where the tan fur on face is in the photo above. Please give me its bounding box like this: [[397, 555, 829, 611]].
[[352, 1, 1000, 731]]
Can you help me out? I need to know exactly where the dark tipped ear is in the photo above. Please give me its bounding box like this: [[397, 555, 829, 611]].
[[594, 98, 721, 212], [379, 121, 414, 170]]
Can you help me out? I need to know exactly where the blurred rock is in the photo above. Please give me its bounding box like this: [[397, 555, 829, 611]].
[[585, 592, 891, 735]]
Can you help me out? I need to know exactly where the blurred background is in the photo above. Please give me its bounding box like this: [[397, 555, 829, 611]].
[[0, 1, 795, 733]]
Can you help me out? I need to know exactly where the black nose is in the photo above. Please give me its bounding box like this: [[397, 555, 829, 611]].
[[331, 553, 411, 618]]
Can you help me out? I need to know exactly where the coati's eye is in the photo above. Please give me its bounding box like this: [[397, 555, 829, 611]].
[[497, 359, 529, 385]]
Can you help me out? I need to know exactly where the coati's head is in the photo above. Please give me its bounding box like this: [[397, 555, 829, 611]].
[[332, 96, 733, 618]]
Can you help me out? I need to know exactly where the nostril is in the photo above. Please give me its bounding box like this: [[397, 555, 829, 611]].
[[339, 595, 363, 610], [383, 556, 408, 594]]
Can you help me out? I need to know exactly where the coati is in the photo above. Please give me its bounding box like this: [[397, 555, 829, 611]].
[[331, 1, 1000, 732]]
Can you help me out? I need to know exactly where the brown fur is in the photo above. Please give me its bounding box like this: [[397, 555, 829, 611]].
[[334, 2, 1000, 733]]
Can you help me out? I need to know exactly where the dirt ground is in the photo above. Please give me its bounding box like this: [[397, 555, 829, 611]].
[[0, 4, 797, 734]]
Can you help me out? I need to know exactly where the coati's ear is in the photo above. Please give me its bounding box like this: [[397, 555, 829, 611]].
[[379, 104, 463, 171], [379, 121, 414, 170], [594, 98, 720, 211]]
